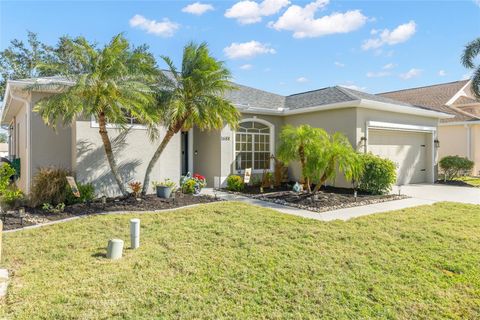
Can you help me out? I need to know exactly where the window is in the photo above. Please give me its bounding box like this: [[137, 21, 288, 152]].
[[235, 120, 273, 171]]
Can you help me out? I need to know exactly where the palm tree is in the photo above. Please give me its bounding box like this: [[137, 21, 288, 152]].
[[461, 37, 480, 99], [141, 42, 240, 195], [309, 132, 363, 193], [277, 125, 329, 192], [33, 34, 159, 196]]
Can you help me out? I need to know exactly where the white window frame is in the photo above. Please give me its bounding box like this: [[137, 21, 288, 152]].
[[90, 115, 147, 130], [233, 118, 275, 174]]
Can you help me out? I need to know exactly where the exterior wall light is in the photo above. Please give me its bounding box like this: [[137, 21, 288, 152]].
[[434, 139, 440, 148]]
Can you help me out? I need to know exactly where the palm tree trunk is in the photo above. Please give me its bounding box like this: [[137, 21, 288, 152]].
[[299, 146, 311, 192], [98, 112, 127, 196], [141, 128, 176, 195]]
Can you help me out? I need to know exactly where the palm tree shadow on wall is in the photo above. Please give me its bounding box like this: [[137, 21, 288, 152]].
[[76, 129, 141, 196]]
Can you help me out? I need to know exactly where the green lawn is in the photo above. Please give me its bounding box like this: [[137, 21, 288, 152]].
[[455, 176, 480, 187], [1, 202, 480, 319]]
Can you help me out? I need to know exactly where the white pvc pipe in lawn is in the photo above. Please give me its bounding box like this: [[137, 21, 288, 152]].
[[107, 239, 124, 260], [130, 218, 140, 249]]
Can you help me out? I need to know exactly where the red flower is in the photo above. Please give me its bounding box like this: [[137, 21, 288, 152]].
[[193, 173, 205, 181]]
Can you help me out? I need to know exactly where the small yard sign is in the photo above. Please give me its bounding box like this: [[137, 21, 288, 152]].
[[244, 168, 252, 184], [66, 176, 80, 198]]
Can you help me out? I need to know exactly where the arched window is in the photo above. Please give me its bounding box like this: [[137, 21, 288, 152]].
[[235, 119, 273, 171]]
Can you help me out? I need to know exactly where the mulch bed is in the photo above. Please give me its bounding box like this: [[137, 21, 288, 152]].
[[226, 185, 407, 213], [1, 192, 219, 231], [435, 180, 473, 187]]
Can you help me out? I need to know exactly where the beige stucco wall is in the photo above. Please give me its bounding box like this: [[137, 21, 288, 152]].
[[438, 125, 469, 160], [284, 107, 357, 186], [75, 121, 181, 196], [439, 124, 480, 176], [30, 92, 73, 182], [471, 125, 480, 176]]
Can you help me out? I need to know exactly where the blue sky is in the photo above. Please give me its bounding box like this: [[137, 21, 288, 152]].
[[1, 0, 479, 95]]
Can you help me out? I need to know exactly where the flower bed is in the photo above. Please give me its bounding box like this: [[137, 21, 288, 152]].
[[225, 185, 406, 213], [1, 192, 219, 231]]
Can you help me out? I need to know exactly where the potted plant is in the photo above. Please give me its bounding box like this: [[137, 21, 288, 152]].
[[180, 173, 207, 195], [152, 179, 176, 198]]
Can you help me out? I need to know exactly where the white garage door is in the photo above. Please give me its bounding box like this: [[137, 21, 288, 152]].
[[368, 129, 428, 184]]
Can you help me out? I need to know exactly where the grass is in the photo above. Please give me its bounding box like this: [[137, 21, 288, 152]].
[[1, 202, 480, 319], [455, 176, 480, 187]]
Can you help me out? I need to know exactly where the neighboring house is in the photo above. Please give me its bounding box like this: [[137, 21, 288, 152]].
[[1, 77, 451, 196], [380, 80, 480, 176]]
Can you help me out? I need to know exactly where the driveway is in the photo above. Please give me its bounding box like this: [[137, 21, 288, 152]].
[[392, 184, 480, 205]]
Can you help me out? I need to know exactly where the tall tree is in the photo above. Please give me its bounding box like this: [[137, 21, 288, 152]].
[[33, 34, 159, 195], [141, 42, 240, 195], [461, 37, 480, 99], [0, 31, 56, 97]]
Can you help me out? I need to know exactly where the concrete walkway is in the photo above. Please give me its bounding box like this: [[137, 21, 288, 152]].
[[205, 183, 480, 221], [203, 189, 437, 221]]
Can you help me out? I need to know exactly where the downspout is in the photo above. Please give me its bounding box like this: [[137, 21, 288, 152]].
[[465, 124, 472, 160]]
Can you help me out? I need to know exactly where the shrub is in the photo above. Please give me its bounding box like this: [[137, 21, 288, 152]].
[[182, 179, 197, 194], [226, 175, 244, 191], [0, 163, 25, 209], [65, 183, 95, 205], [128, 181, 142, 197], [439, 155, 474, 180], [358, 153, 397, 195], [30, 167, 70, 207]]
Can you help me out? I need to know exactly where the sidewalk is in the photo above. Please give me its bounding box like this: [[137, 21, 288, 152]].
[[203, 189, 436, 221]]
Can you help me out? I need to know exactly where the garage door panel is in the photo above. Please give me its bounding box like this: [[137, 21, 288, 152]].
[[368, 129, 427, 184]]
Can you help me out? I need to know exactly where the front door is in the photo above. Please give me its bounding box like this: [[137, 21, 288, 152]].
[[181, 131, 189, 176]]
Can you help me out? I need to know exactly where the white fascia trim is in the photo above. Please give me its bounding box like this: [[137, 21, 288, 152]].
[[439, 120, 480, 126], [446, 80, 472, 106], [367, 120, 436, 133]]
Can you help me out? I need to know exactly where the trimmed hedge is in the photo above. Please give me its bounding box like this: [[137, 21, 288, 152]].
[[439, 156, 474, 180], [358, 153, 397, 195]]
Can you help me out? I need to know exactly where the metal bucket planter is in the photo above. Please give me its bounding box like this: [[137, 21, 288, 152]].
[[156, 186, 172, 199]]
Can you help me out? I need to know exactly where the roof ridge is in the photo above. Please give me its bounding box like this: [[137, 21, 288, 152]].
[[334, 85, 362, 100], [378, 79, 470, 95], [287, 86, 333, 97]]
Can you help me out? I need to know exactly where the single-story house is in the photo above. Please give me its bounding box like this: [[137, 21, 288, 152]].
[[1, 77, 452, 196], [380, 80, 480, 175]]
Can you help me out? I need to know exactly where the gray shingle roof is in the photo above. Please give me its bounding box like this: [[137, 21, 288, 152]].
[[285, 87, 355, 110], [224, 83, 285, 111]]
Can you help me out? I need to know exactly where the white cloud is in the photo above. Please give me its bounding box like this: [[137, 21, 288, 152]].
[[296, 76, 308, 83], [225, 0, 290, 24], [334, 61, 345, 67], [223, 41, 276, 59], [475, 0, 480, 7], [382, 63, 396, 70], [129, 14, 179, 37], [240, 64, 253, 70], [400, 68, 422, 80], [340, 84, 366, 91], [462, 72, 472, 80], [182, 2, 214, 15], [366, 71, 390, 78], [438, 69, 447, 77], [362, 20, 416, 50], [269, 0, 367, 38]]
